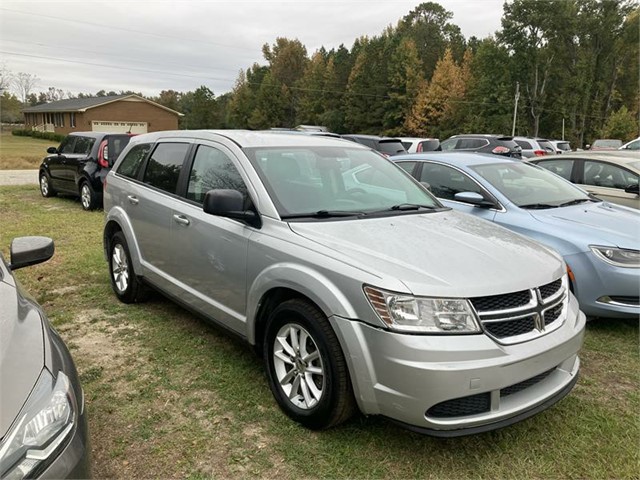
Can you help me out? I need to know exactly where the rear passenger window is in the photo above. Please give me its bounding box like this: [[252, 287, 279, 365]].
[[73, 136, 95, 155], [143, 143, 190, 194], [186, 145, 248, 204], [117, 143, 152, 179], [536, 159, 573, 181]]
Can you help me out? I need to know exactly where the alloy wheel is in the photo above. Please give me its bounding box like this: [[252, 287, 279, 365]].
[[81, 184, 91, 209], [111, 244, 129, 293], [40, 175, 49, 196], [273, 323, 325, 409]]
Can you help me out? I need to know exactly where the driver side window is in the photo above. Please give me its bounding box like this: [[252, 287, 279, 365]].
[[419, 163, 484, 201], [187, 145, 248, 205]]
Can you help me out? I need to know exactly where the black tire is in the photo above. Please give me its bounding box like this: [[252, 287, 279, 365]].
[[39, 172, 56, 198], [263, 299, 355, 430], [79, 180, 99, 211], [108, 232, 148, 304]]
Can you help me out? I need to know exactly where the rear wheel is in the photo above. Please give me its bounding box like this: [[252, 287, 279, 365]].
[[80, 181, 99, 211], [108, 232, 148, 303], [264, 299, 354, 430], [39, 172, 56, 197]]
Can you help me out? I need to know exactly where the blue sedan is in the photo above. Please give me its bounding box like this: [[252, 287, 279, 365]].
[[393, 152, 640, 319]]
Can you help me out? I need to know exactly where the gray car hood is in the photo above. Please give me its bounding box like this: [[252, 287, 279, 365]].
[[528, 202, 640, 250], [289, 210, 564, 298], [0, 279, 44, 439]]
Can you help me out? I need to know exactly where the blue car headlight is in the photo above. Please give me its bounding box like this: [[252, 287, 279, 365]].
[[0, 370, 76, 480], [590, 246, 640, 268]]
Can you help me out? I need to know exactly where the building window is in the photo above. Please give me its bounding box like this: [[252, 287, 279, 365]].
[[70, 113, 76, 128]]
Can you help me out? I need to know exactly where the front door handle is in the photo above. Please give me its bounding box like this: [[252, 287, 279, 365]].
[[173, 214, 190, 226], [127, 195, 139, 205]]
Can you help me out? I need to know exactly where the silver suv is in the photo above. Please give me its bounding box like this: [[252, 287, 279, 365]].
[[103, 130, 585, 436]]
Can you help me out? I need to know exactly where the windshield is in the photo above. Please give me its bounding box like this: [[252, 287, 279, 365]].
[[471, 162, 592, 208], [243, 146, 441, 217]]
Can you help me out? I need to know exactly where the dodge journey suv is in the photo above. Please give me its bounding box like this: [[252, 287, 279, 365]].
[[103, 130, 585, 436]]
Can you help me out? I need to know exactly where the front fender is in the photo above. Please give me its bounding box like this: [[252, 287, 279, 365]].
[[103, 207, 143, 275], [246, 263, 360, 345]]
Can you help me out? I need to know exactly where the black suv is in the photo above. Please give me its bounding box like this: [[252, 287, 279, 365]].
[[39, 132, 133, 210], [341, 134, 407, 157], [439, 134, 522, 158]]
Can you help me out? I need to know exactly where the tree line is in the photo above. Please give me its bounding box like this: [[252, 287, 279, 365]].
[[1, 0, 638, 147]]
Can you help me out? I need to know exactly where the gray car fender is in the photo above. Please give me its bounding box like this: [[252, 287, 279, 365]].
[[104, 206, 144, 275]]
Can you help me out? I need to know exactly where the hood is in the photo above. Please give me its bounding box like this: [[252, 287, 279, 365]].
[[0, 279, 45, 439], [288, 210, 564, 298], [528, 202, 640, 250]]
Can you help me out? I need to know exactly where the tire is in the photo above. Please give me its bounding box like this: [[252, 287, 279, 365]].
[[39, 172, 56, 198], [79, 181, 99, 211], [108, 232, 148, 304], [264, 299, 355, 430]]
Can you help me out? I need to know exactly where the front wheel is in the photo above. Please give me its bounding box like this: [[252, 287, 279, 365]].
[[80, 181, 99, 211], [108, 232, 148, 303], [39, 172, 56, 197], [264, 299, 354, 430]]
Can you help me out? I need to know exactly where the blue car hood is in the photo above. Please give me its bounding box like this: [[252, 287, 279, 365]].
[[528, 202, 640, 250]]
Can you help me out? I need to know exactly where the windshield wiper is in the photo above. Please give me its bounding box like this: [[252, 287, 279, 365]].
[[519, 203, 559, 210], [389, 203, 440, 211], [281, 210, 366, 219], [558, 198, 592, 207]]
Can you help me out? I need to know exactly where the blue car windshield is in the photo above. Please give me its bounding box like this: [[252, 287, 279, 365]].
[[471, 162, 593, 208], [243, 146, 441, 217]]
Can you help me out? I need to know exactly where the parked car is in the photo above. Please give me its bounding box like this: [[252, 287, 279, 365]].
[[530, 151, 640, 209], [439, 134, 522, 158], [397, 137, 440, 153], [39, 132, 134, 210], [550, 140, 572, 154], [0, 236, 90, 478], [103, 130, 584, 437], [341, 134, 407, 157], [394, 152, 640, 319], [513, 136, 555, 158], [619, 137, 640, 151], [589, 139, 623, 151]]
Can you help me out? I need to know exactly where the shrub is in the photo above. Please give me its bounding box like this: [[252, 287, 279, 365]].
[[12, 129, 65, 142]]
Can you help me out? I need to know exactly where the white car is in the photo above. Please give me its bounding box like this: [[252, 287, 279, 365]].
[[619, 137, 640, 151], [398, 137, 440, 153]]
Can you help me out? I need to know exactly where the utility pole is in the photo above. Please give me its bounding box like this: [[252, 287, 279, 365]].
[[562, 118, 565, 141], [511, 82, 520, 137]]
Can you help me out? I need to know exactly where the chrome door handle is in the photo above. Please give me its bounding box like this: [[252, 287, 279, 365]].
[[127, 195, 139, 205], [173, 214, 190, 226]]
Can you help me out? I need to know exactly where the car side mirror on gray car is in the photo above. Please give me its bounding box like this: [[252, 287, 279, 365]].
[[203, 189, 261, 228], [9, 236, 54, 270]]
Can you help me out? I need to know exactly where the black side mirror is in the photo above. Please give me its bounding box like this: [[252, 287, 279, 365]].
[[9, 236, 54, 270], [203, 189, 261, 228], [625, 184, 640, 195], [47, 146, 58, 155], [454, 191, 497, 208]]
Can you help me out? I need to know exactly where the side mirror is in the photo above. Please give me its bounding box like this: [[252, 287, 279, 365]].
[[624, 184, 640, 195], [454, 191, 497, 208], [47, 146, 58, 154], [9, 236, 54, 270], [203, 189, 261, 228]]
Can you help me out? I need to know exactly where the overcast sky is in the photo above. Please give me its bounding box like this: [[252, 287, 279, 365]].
[[1, 0, 504, 98]]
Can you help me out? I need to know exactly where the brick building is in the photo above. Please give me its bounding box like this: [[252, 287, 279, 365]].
[[22, 94, 182, 135]]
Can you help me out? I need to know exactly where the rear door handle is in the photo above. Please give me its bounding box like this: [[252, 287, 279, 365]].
[[127, 195, 139, 205], [173, 214, 190, 226]]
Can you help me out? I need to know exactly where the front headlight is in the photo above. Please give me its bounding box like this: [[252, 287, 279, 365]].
[[590, 246, 640, 268], [0, 370, 76, 480], [364, 286, 481, 333]]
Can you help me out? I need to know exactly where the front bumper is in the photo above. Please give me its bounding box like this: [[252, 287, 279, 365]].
[[330, 294, 585, 436], [566, 251, 640, 319]]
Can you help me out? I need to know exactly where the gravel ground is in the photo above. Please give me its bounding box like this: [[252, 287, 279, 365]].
[[0, 170, 39, 186]]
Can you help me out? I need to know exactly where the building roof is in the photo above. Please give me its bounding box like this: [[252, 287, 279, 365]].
[[22, 94, 183, 116]]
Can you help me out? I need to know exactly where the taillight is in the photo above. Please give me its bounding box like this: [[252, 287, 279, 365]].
[[533, 150, 547, 156], [98, 139, 109, 168], [491, 146, 510, 154]]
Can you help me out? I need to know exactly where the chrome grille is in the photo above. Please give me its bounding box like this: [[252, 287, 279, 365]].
[[471, 276, 568, 344]]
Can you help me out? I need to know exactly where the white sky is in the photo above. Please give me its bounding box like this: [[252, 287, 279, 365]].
[[0, 0, 504, 98]]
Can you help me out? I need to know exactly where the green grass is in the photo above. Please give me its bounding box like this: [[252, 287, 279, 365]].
[[0, 132, 53, 169], [1, 184, 638, 478]]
